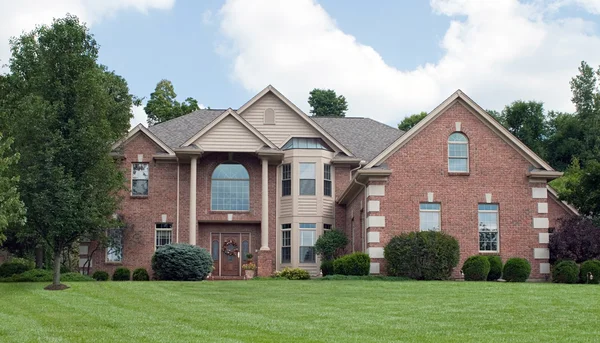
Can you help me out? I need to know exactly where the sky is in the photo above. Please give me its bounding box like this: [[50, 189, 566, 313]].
[[1, 0, 600, 129]]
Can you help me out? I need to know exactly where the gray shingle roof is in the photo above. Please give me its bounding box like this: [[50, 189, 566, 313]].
[[311, 117, 404, 162], [147, 109, 226, 148]]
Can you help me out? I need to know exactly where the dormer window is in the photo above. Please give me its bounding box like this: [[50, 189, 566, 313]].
[[282, 138, 331, 151], [448, 132, 469, 172]]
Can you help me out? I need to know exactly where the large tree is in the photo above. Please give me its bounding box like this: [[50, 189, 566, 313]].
[[0, 15, 132, 289], [0, 134, 24, 244], [498, 101, 547, 158], [308, 89, 348, 117], [144, 79, 200, 126], [398, 112, 427, 131]]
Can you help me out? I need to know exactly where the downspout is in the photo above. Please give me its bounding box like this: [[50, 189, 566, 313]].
[[350, 160, 367, 252], [176, 157, 180, 243]]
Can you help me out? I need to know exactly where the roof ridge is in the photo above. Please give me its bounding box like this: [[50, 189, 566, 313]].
[[149, 108, 226, 128]]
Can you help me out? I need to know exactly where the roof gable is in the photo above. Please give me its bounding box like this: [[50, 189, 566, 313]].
[[113, 124, 175, 155], [366, 90, 555, 170]]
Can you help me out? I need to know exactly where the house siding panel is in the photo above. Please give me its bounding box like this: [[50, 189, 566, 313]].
[[194, 116, 265, 151]]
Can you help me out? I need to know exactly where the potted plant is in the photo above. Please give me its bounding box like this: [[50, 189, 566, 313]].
[[245, 253, 253, 263], [242, 262, 257, 279]]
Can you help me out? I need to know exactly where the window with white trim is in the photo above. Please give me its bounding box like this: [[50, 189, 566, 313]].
[[155, 223, 173, 250], [282, 164, 291, 196], [106, 228, 123, 262], [420, 203, 441, 231], [324, 164, 332, 197], [131, 163, 149, 196], [211, 163, 250, 211], [448, 133, 469, 172], [281, 224, 291, 264], [478, 204, 499, 252], [299, 163, 316, 196], [299, 223, 317, 263]]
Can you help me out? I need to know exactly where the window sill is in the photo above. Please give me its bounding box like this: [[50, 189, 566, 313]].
[[448, 172, 470, 176], [478, 251, 499, 254], [130, 195, 148, 199], [209, 210, 250, 213], [105, 261, 123, 265]]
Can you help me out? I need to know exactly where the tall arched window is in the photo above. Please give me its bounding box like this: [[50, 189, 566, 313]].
[[211, 163, 250, 211], [448, 132, 469, 172]]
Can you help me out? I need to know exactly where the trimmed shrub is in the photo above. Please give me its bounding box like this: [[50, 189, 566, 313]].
[[277, 267, 310, 280], [462, 255, 490, 281], [0, 258, 34, 278], [384, 231, 460, 280], [579, 260, 600, 284], [503, 258, 531, 282], [549, 216, 600, 263], [132, 268, 150, 281], [333, 252, 370, 276], [320, 260, 334, 277], [9, 269, 52, 282], [112, 267, 131, 281], [152, 244, 213, 281], [552, 260, 579, 284], [486, 255, 503, 281], [61, 272, 94, 282], [315, 230, 349, 260], [92, 270, 109, 281]]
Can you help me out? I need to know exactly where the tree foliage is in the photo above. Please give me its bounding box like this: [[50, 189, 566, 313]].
[[0, 15, 132, 288], [498, 101, 547, 157], [398, 111, 427, 131], [0, 134, 25, 244], [314, 229, 349, 261], [308, 89, 348, 117], [144, 79, 200, 126], [549, 216, 600, 264]]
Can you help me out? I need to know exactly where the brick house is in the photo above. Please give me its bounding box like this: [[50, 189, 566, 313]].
[[82, 86, 577, 280]]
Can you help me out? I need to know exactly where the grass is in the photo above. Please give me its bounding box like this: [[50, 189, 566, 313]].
[[0, 280, 599, 342]]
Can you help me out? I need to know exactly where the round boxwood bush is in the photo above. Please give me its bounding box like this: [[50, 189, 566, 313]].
[[462, 255, 490, 281], [333, 252, 370, 276], [0, 258, 34, 278], [152, 243, 213, 281], [580, 260, 600, 284], [132, 268, 150, 281], [315, 230, 349, 260], [486, 255, 503, 281], [320, 260, 334, 276], [502, 258, 531, 282], [552, 260, 579, 284], [92, 270, 109, 281], [384, 231, 460, 280], [112, 267, 131, 281]]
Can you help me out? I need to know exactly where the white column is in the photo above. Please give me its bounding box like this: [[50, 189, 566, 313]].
[[189, 156, 197, 245], [260, 158, 270, 250]]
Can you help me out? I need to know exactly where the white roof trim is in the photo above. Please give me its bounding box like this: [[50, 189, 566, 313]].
[[237, 85, 353, 156], [547, 186, 580, 216], [181, 108, 277, 148], [366, 90, 555, 170], [112, 124, 175, 155]]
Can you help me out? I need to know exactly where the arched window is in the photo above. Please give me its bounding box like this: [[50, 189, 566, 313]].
[[448, 132, 469, 172], [211, 163, 250, 211]]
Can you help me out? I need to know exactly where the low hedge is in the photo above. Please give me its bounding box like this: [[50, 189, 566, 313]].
[[61, 272, 94, 282], [92, 270, 109, 281], [333, 252, 370, 276], [486, 256, 503, 281], [276, 267, 310, 280], [502, 258, 531, 282], [320, 260, 334, 277], [0, 269, 93, 282], [580, 260, 600, 284], [132, 268, 150, 281], [462, 255, 490, 281], [0, 258, 35, 278], [112, 267, 131, 281], [552, 260, 579, 284]]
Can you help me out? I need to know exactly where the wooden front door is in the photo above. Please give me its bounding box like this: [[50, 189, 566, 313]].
[[221, 234, 241, 276]]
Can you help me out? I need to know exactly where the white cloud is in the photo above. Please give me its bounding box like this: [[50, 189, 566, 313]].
[[131, 104, 148, 128], [218, 0, 600, 125], [0, 0, 175, 128]]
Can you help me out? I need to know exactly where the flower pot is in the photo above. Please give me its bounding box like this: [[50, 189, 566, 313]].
[[244, 269, 255, 279]]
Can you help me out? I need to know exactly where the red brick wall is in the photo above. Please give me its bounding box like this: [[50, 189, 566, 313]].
[[344, 189, 365, 253], [372, 101, 551, 279], [548, 193, 573, 229], [334, 165, 352, 231]]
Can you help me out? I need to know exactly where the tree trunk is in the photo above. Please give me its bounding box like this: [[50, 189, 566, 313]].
[[35, 246, 44, 269], [52, 250, 61, 286]]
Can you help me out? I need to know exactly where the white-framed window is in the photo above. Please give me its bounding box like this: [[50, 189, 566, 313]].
[[448, 132, 469, 172], [106, 228, 123, 262], [281, 224, 291, 264], [282, 164, 291, 197], [131, 163, 149, 196], [211, 163, 250, 211], [478, 204, 499, 252], [323, 223, 332, 232], [420, 203, 441, 231], [155, 223, 173, 250], [299, 163, 316, 196], [324, 164, 332, 197], [299, 223, 316, 263]]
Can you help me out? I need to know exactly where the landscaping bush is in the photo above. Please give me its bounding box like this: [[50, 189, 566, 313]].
[[112, 267, 131, 281], [61, 272, 94, 282], [92, 270, 109, 281], [320, 260, 334, 276], [502, 258, 531, 282], [315, 230, 349, 260], [151, 243, 213, 281], [549, 216, 600, 263], [333, 252, 370, 276], [10, 269, 52, 282], [0, 258, 34, 278], [384, 231, 460, 280], [579, 260, 600, 284], [552, 260, 579, 284], [461, 255, 490, 281], [277, 267, 310, 280], [486, 255, 503, 281], [132, 268, 150, 281]]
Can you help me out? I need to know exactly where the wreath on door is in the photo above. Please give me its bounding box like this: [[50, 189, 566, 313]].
[[222, 239, 239, 256]]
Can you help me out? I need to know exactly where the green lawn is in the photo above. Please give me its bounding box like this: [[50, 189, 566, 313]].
[[0, 280, 599, 342]]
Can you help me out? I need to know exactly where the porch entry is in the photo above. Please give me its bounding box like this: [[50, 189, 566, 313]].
[[211, 232, 251, 277]]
